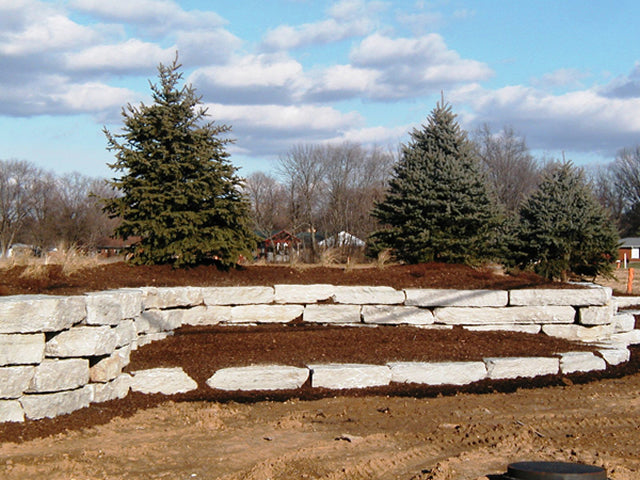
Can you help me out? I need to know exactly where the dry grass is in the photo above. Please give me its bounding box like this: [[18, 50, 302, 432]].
[[375, 248, 394, 269], [3, 244, 105, 280]]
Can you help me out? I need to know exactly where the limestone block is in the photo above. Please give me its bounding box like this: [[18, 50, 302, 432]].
[[20, 385, 93, 420], [28, 358, 89, 393], [90, 346, 131, 383], [181, 306, 231, 326], [613, 296, 640, 309], [332, 286, 405, 305], [229, 305, 304, 324], [362, 305, 434, 325], [92, 374, 132, 403], [435, 306, 575, 325], [206, 365, 309, 391], [303, 304, 361, 324], [130, 367, 197, 394], [141, 286, 203, 309], [578, 304, 615, 326], [0, 295, 86, 334], [509, 286, 611, 306], [138, 309, 184, 333], [608, 330, 640, 346], [613, 313, 636, 333], [0, 333, 45, 366], [559, 352, 607, 374], [542, 323, 615, 342], [388, 361, 486, 385], [45, 326, 118, 357], [135, 332, 172, 348], [113, 320, 137, 347], [274, 284, 335, 304], [484, 357, 559, 379], [85, 289, 143, 325], [0, 366, 34, 398], [0, 400, 24, 423], [598, 347, 631, 365], [309, 363, 391, 389], [202, 286, 274, 305], [463, 324, 542, 334], [405, 289, 508, 307]]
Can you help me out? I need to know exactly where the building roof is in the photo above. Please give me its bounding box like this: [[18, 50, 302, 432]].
[[619, 237, 640, 248]]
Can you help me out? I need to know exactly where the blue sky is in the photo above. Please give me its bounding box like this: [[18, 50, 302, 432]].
[[1, 0, 640, 179]]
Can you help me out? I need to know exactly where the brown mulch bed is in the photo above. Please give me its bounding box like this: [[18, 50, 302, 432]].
[[0, 261, 563, 296]]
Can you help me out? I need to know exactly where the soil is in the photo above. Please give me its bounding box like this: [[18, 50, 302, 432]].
[[2, 262, 640, 479]]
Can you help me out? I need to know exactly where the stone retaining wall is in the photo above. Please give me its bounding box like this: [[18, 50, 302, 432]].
[[1, 283, 639, 423]]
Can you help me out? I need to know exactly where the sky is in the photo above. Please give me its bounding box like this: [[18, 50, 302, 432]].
[[1, 0, 640, 179]]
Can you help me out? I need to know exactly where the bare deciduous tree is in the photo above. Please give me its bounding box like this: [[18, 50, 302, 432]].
[[244, 171, 287, 238], [473, 125, 541, 214]]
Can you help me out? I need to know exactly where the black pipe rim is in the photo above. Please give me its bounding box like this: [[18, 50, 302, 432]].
[[507, 461, 607, 480]]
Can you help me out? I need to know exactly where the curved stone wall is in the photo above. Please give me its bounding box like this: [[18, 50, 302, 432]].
[[1, 284, 639, 423]]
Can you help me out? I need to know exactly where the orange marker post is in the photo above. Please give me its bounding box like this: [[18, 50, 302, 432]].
[[627, 268, 635, 294]]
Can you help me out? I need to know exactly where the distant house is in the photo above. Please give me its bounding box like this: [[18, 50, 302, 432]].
[[318, 231, 365, 248], [96, 236, 141, 257], [258, 230, 302, 262], [618, 237, 640, 262]]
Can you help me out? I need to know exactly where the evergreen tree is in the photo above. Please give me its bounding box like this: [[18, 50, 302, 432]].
[[370, 101, 502, 264], [103, 56, 255, 267], [517, 161, 618, 281]]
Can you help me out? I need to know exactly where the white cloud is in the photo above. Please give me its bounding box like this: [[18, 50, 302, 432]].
[[69, 0, 226, 34], [451, 83, 640, 155], [531, 68, 590, 90], [191, 54, 311, 105], [310, 33, 492, 101], [51, 82, 134, 113], [326, 124, 409, 146], [600, 63, 640, 99], [176, 29, 242, 66], [65, 39, 175, 73]]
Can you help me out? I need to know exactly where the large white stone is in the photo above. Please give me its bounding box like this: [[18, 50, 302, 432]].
[[405, 289, 508, 307], [229, 305, 304, 324], [90, 346, 131, 383], [206, 365, 309, 391], [434, 306, 575, 325], [613, 313, 636, 333], [141, 287, 203, 309], [130, 367, 197, 394], [274, 284, 335, 304], [362, 305, 434, 325], [202, 286, 274, 305], [45, 326, 118, 357], [484, 357, 559, 379], [388, 361, 486, 385], [303, 304, 361, 324], [463, 324, 542, 334], [598, 347, 631, 365], [509, 287, 611, 306], [332, 286, 405, 305], [113, 319, 137, 347], [85, 289, 143, 325], [0, 295, 86, 334], [542, 323, 615, 342], [309, 363, 391, 389], [559, 352, 607, 374], [0, 333, 45, 366], [134, 332, 172, 348], [20, 385, 94, 420], [578, 304, 615, 326], [28, 358, 89, 393], [0, 400, 24, 422], [138, 309, 184, 333], [181, 306, 231, 325], [613, 296, 640, 309], [91, 374, 132, 403], [608, 330, 640, 345], [0, 366, 34, 398]]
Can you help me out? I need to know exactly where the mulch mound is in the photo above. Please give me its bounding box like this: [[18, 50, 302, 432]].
[[0, 261, 559, 296]]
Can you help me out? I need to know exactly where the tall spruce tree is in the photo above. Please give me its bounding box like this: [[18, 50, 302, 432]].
[[103, 57, 255, 267], [370, 101, 501, 264], [517, 161, 618, 281]]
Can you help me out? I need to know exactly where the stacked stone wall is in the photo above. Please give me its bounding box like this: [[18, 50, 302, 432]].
[[1, 283, 638, 423]]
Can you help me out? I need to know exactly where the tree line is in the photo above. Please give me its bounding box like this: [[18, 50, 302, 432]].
[[3, 57, 639, 281]]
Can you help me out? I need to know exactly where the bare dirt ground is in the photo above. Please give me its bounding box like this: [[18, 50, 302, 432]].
[[1, 263, 640, 479]]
